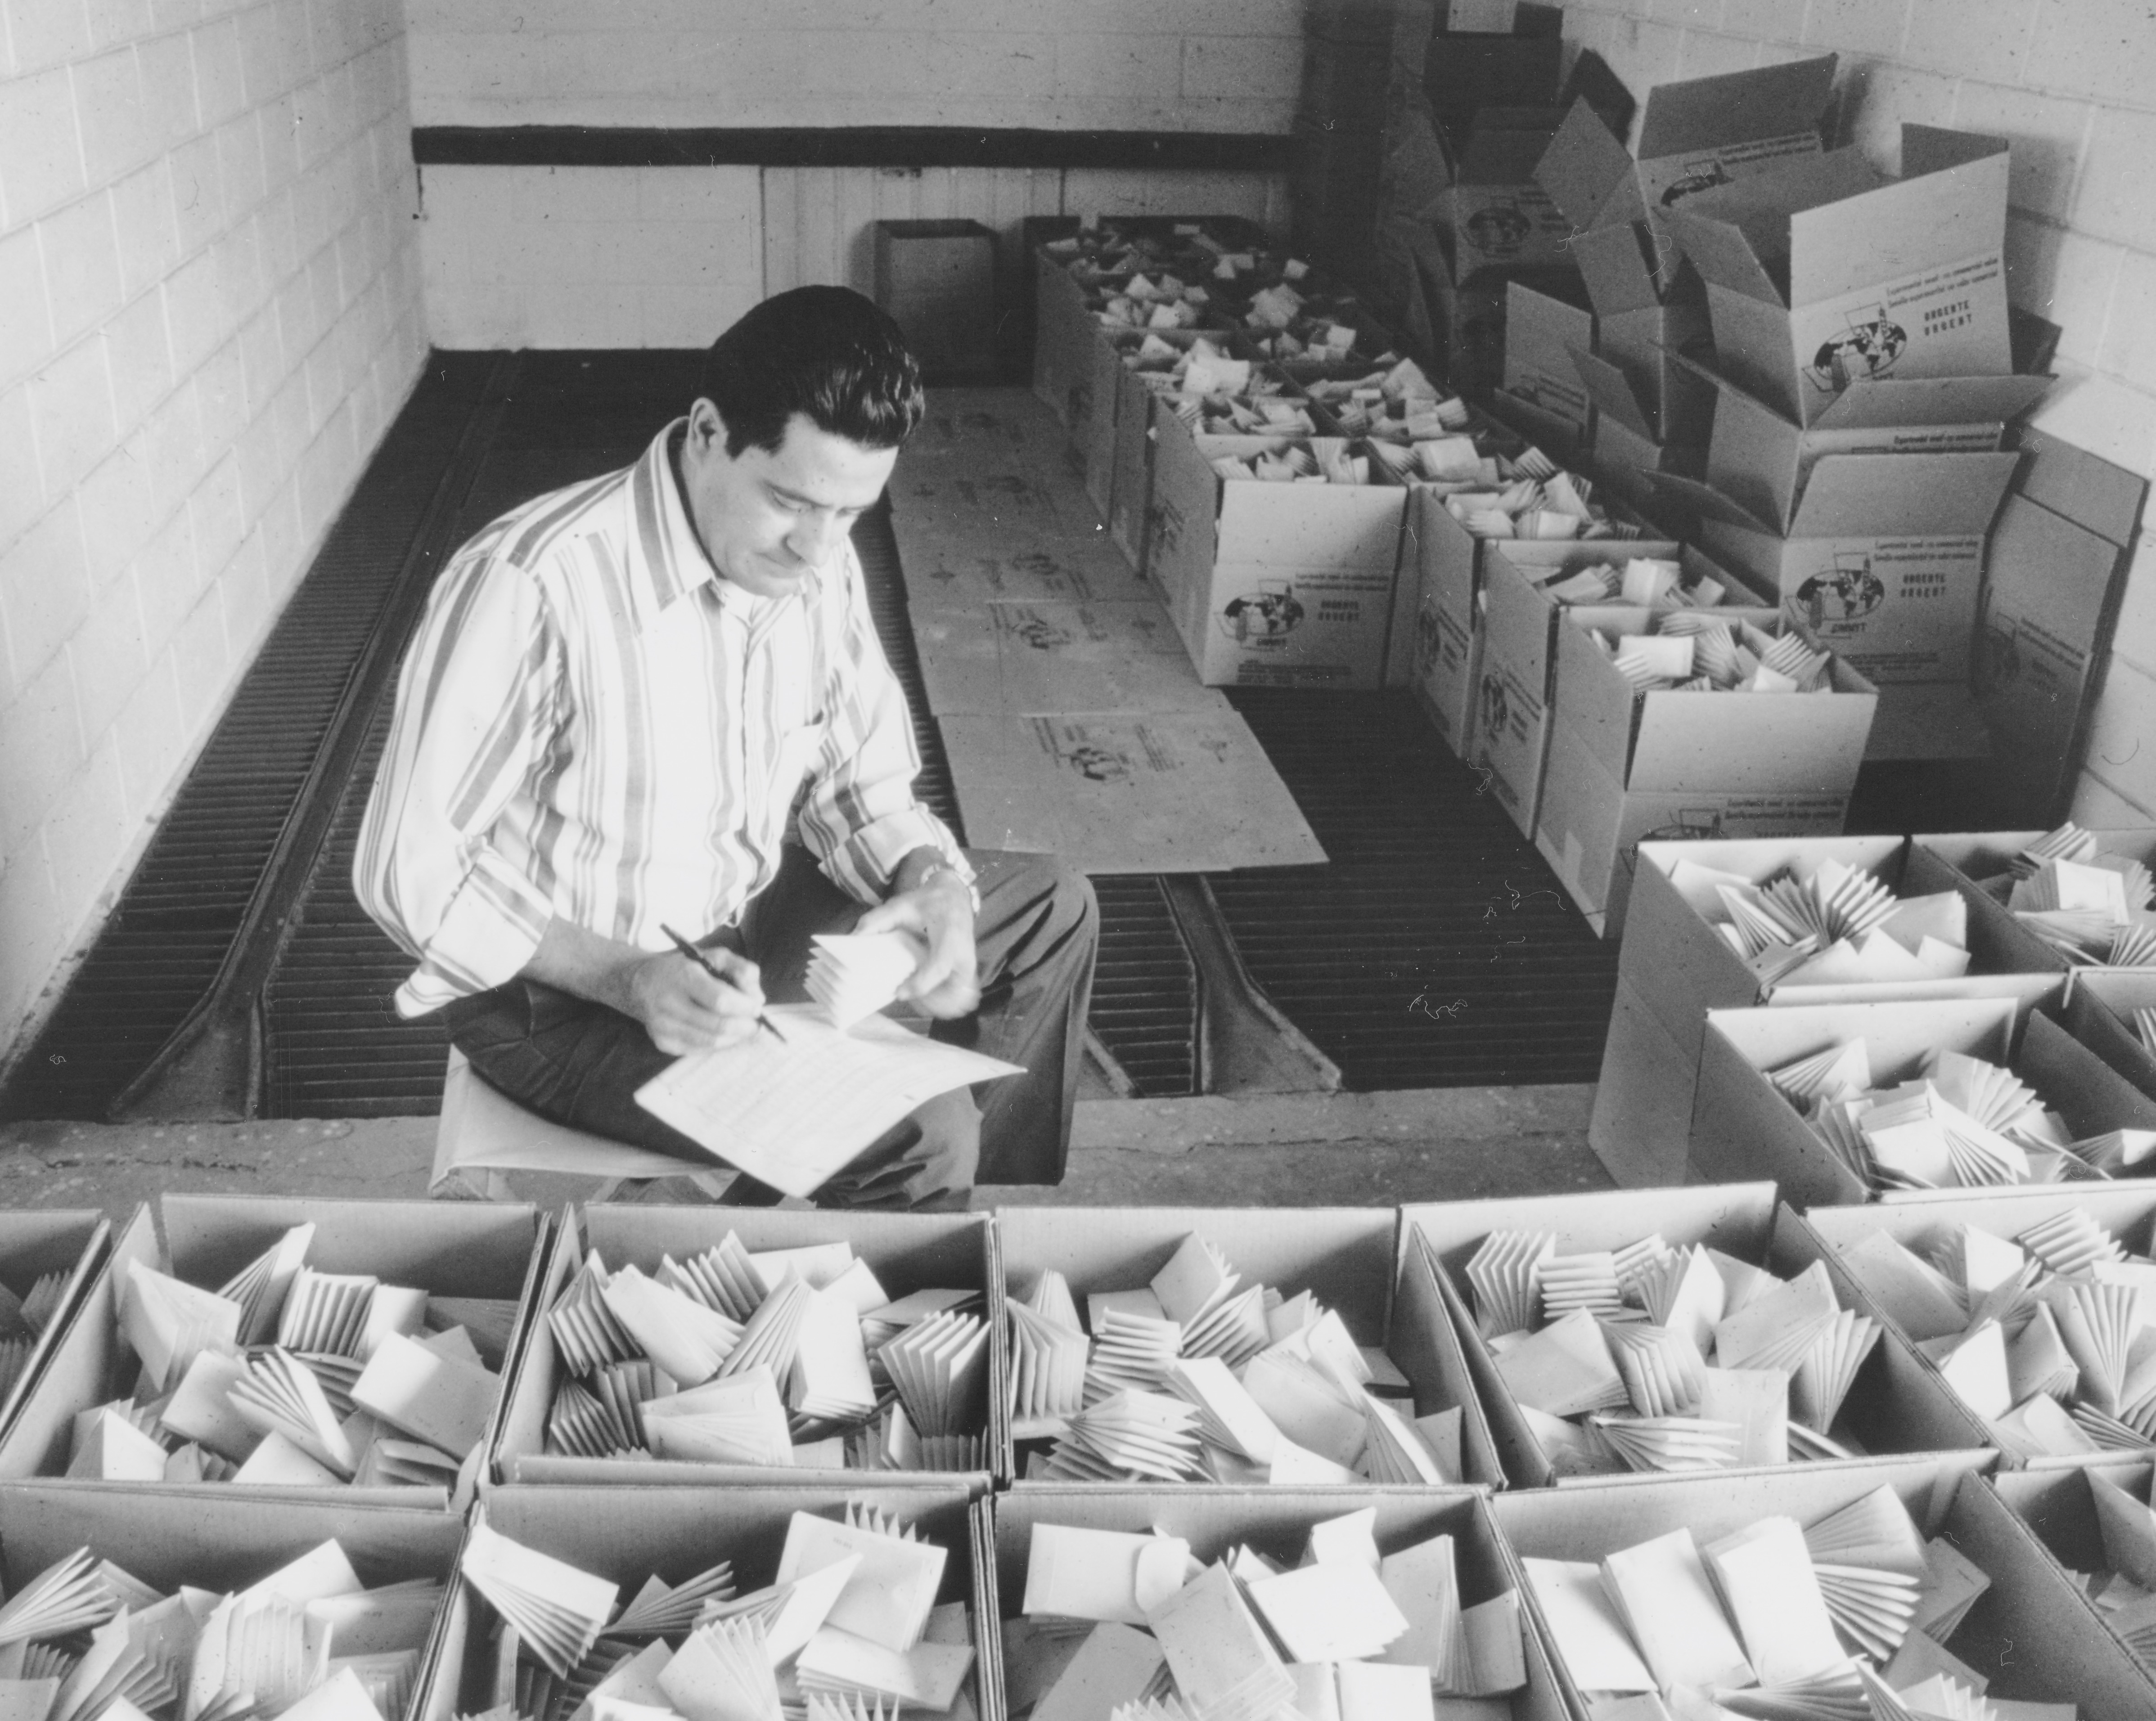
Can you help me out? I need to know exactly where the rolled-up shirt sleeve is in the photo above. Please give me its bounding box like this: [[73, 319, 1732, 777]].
[[798, 546, 972, 904], [354, 544, 563, 1016]]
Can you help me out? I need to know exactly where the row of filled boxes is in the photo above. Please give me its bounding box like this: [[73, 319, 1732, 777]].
[[1591, 831, 2156, 1192], [2, 1444, 2153, 1721], [13, 1186, 2156, 1509]]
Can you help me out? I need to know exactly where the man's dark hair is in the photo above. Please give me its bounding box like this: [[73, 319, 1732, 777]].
[[702, 286, 925, 457]]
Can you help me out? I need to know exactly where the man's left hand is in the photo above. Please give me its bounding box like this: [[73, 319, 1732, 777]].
[[856, 867, 979, 1018]]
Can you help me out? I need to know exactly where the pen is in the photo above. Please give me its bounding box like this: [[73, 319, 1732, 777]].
[[660, 924, 788, 1043]]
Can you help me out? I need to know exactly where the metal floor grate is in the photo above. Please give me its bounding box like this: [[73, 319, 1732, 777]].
[[1209, 688, 1620, 1089]]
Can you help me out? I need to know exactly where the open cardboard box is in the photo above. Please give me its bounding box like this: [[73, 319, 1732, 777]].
[[1093, 327, 1259, 567], [1917, 827, 2156, 977], [1992, 1460, 2156, 1697], [1473, 538, 1740, 838], [1501, 274, 1595, 438], [0, 1481, 467, 1721], [1145, 427, 1408, 690], [1689, 994, 2156, 1207], [1665, 126, 2014, 429], [1590, 836, 2072, 1186], [0, 1196, 548, 1507], [418, 1485, 986, 1721], [1803, 1185, 2156, 1468], [495, 1203, 1002, 1489], [0, 1208, 110, 1449], [1572, 345, 1709, 512], [1491, 1459, 2156, 1721], [1535, 606, 1876, 935], [986, 1486, 1567, 1721], [1440, 108, 1574, 283], [1401, 1184, 1994, 1489], [994, 1204, 1505, 1488]]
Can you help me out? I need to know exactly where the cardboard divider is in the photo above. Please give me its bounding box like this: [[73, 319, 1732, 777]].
[[1490, 1459, 2151, 1721], [495, 1204, 1002, 1490], [994, 1204, 1505, 1488], [0, 1480, 468, 1721], [1402, 1186, 1992, 1487], [1589, 835, 2072, 1187], [1690, 993, 2156, 1207], [0, 1196, 548, 1507], [0, 1209, 110, 1449], [419, 1486, 982, 1721], [985, 1487, 1571, 1721], [2075, 970, 2156, 1104], [1800, 1185, 2156, 1469], [1990, 1461, 2156, 1694]]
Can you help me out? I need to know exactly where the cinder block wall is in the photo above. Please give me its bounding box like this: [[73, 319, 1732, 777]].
[[1561, 0, 2156, 827], [0, 0, 424, 1048], [404, 0, 1304, 348]]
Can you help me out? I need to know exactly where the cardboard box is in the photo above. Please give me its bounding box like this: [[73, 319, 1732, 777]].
[[876, 219, 996, 382], [1994, 1461, 2156, 1695], [419, 1486, 985, 1721], [1493, 1460, 2156, 1721], [994, 1204, 1506, 1488], [2073, 970, 2156, 1105], [1589, 835, 2074, 1187], [1403, 1186, 1994, 1488], [1690, 995, 2156, 1208], [1031, 249, 1098, 430], [0, 1196, 548, 1506], [1573, 345, 1709, 514], [986, 1487, 1567, 1721], [1145, 425, 1408, 690], [1666, 126, 2016, 428], [1085, 327, 1234, 554], [1535, 606, 1877, 932], [1403, 487, 1485, 754], [1444, 111, 1575, 281], [0, 1481, 464, 1718], [1423, 3, 1563, 121], [1502, 276, 1594, 433], [1803, 1185, 2156, 1468], [1918, 827, 2156, 976], [495, 1204, 1002, 1488], [0, 1209, 109, 1447], [1472, 538, 1724, 837]]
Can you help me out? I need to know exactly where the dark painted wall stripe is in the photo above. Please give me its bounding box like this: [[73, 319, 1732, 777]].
[[410, 126, 1297, 171]]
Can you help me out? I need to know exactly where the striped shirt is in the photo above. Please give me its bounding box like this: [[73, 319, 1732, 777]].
[[355, 420, 968, 1020]]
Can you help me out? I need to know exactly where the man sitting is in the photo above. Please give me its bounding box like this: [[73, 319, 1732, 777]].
[[356, 287, 1097, 1209]]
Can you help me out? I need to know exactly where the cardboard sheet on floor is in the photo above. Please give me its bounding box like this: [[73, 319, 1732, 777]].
[[940, 711, 1326, 873], [911, 600, 1227, 716]]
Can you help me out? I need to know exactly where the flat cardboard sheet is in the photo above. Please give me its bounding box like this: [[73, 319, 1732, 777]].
[[910, 601, 1226, 717], [940, 712, 1325, 874]]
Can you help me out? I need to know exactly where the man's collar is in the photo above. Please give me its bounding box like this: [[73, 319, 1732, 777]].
[[622, 418, 818, 627]]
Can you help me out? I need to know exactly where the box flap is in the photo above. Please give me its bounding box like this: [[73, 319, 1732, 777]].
[[1454, 118, 1562, 185], [1864, 681, 1995, 762], [1806, 371, 2052, 431], [1570, 220, 1666, 317], [1791, 133, 2009, 309], [1668, 149, 1890, 307], [1571, 345, 1655, 438], [1533, 96, 1640, 230], [1902, 123, 2012, 177], [1637, 54, 1837, 161], [2013, 424, 2150, 549], [1629, 679, 1876, 793], [1649, 470, 1780, 535], [1789, 449, 2021, 536]]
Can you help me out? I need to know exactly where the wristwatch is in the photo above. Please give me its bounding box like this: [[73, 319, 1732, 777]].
[[918, 859, 981, 912]]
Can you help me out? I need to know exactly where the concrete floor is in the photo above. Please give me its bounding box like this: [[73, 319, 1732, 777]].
[[0, 1083, 1607, 1220]]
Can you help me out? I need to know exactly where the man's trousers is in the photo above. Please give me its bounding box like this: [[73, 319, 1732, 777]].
[[437, 848, 1098, 1209]]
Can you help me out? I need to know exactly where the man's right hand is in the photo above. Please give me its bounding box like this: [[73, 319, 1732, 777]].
[[628, 947, 768, 1056]]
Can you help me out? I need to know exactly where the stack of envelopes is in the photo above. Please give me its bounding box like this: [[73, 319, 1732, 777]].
[[72, 1225, 517, 1488], [1008, 1508, 1526, 1721], [1004, 1234, 1461, 1485], [1764, 1037, 2107, 1192], [0, 1536, 442, 1721], [1966, 823, 2156, 967], [467, 1504, 972, 1721], [1826, 1213, 2156, 1460], [1673, 853, 1972, 993], [542, 1235, 988, 1472], [1464, 1227, 1884, 1474], [1525, 1486, 2034, 1721]]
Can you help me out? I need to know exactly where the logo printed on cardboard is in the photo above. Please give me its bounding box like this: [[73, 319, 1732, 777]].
[[1466, 202, 1534, 258], [1220, 582, 1305, 648], [1796, 552, 1887, 625], [1658, 158, 1734, 208], [1807, 308, 1908, 394]]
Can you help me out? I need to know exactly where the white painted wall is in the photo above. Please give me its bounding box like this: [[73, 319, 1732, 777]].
[[1559, 0, 2156, 823], [406, 0, 1302, 349], [0, 0, 425, 1056]]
